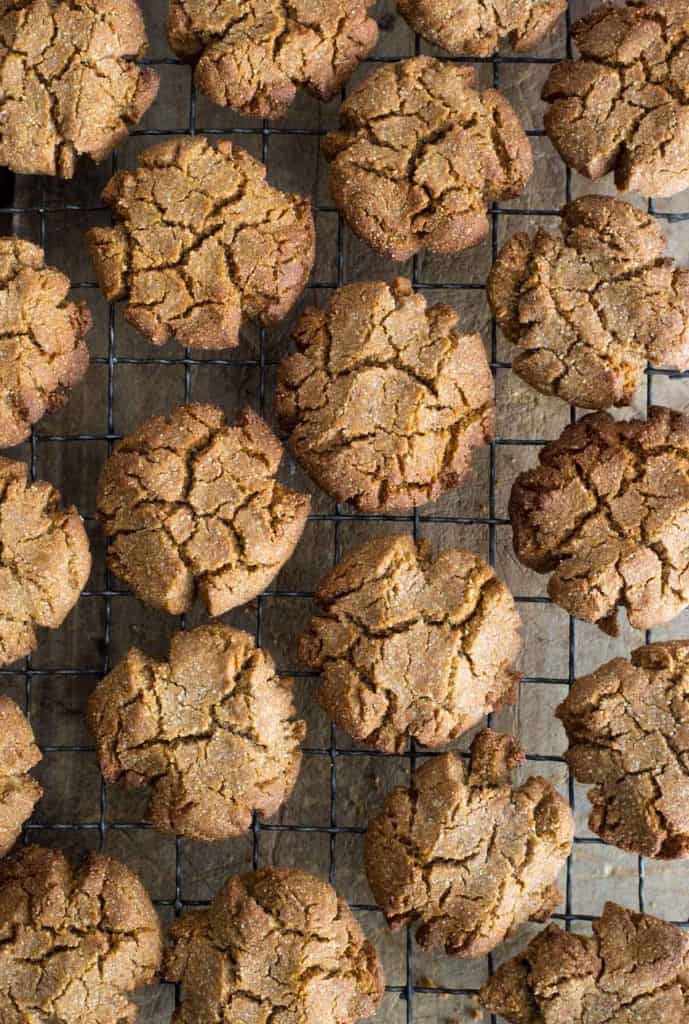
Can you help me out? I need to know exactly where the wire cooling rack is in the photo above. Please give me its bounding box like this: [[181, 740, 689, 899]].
[[3, 1, 689, 1020]]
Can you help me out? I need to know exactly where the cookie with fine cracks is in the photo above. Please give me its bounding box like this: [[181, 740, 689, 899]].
[[397, 0, 566, 56], [0, 697, 41, 856]]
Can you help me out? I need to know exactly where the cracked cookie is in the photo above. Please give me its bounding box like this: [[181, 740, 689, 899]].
[[0, 457, 91, 668], [542, 0, 689, 197], [88, 624, 305, 840], [86, 136, 315, 350], [0, 844, 161, 1023], [0, 0, 158, 178], [167, 0, 378, 119], [298, 534, 521, 753], [557, 640, 689, 859], [322, 57, 533, 261], [275, 278, 495, 512], [163, 866, 384, 1024], [397, 0, 566, 57], [480, 901, 689, 1023], [366, 729, 574, 958], [0, 697, 41, 856], [510, 406, 689, 635], [489, 196, 689, 409], [97, 403, 310, 617], [0, 238, 90, 448]]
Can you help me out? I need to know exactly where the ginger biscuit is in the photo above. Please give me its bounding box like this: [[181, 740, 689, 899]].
[[398, 0, 566, 57], [0, 697, 41, 856]]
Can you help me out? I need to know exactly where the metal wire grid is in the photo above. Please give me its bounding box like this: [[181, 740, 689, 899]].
[[2, 0, 688, 1019]]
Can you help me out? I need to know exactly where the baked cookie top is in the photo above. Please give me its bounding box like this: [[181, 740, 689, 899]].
[[0, 457, 91, 668], [490, 196, 689, 409], [87, 136, 315, 350], [323, 57, 532, 261], [0, 238, 90, 448], [0, 845, 161, 1023], [398, 0, 566, 57], [88, 624, 305, 840], [164, 867, 384, 1024], [298, 534, 521, 753], [275, 277, 494, 512], [0, 697, 41, 857], [510, 406, 689, 635], [167, 0, 378, 119], [366, 730, 574, 958], [542, 0, 689, 197], [0, 0, 158, 178], [97, 403, 310, 617], [558, 640, 689, 859], [480, 901, 689, 1023]]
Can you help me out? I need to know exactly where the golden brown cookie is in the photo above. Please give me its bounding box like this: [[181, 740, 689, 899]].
[[557, 641, 689, 859], [398, 0, 566, 56], [0, 238, 90, 447], [88, 624, 305, 840], [0, 0, 158, 178], [97, 403, 310, 617], [323, 57, 532, 261], [167, 0, 378, 119], [164, 867, 384, 1024], [542, 1, 689, 197], [0, 844, 162, 1023], [0, 697, 41, 856], [0, 457, 91, 668], [275, 278, 494, 512], [366, 730, 574, 958], [480, 902, 689, 1023], [490, 196, 689, 409], [87, 136, 315, 350], [510, 407, 689, 635], [298, 534, 521, 753]]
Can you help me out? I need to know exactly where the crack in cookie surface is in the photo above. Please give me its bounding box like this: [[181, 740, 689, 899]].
[[366, 729, 574, 958], [96, 402, 310, 616], [298, 534, 521, 753], [167, 0, 378, 119], [0, 456, 91, 668], [163, 867, 384, 1024], [558, 640, 689, 859], [0, 845, 161, 1024], [542, 0, 689, 197], [322, 57, 532, 261], [0, 0, 159, 177], [88, 624, 306, 840], [510, 406, 689, 634], [480, 901, 689, 1023], [397, 0, 566, 57], [275, 277, 495, 512], [86, 136, 315, 350], [0, 697, 41, 856], [0, 238, 90, 447]]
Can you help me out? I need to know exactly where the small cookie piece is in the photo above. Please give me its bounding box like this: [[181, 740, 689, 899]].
[[298, 534, 521, 753], [0, 0, 158, 178], [480, 902, 689, 1023], [164, 867, 384, 1024], [275, 278, 494, 512], [97, 403, 310, 616], [490, 196, 689, 409], [398, 0, 566, 57], [510, 406, 689, 634], [542, 1, 689, 197], [0, 458, 91, 668], [167, 0, 378, 119], [323, 57, 532, 261], [0, 238, 90, 447], [557, 641, 689, 859], [366, 730, 574, 958], [88, 624, 305, 840], [0, 845, 161, 1023], [87, 136, 315, 350], [0, 697, 41, 856]]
